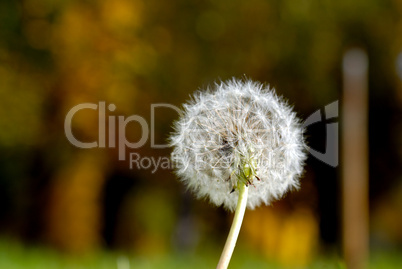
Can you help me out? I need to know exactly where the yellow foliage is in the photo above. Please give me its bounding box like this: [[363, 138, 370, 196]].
[[101, 0, 143, 34], [23, 19, 52, 50], [46, 152, 107, 252], [242, 206, 318, 267]]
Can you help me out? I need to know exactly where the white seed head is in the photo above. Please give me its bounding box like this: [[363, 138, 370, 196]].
[[169, 78, 306, 211]]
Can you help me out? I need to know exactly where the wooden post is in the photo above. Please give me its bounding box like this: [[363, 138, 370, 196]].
[[342, 48, 369, 269]]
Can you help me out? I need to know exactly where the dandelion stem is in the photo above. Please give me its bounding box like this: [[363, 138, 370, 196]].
[[216, 183, 248, 269]]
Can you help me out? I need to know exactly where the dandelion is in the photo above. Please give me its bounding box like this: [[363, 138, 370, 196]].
[[169, 78, 306, 268]]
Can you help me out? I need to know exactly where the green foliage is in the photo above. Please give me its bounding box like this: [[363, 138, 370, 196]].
[[1, 238, 401, 269]]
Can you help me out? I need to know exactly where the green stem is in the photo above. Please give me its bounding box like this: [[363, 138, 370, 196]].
[[216, 183, 248, 269]]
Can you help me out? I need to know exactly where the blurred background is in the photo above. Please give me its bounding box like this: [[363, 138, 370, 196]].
[[0, 0, 402, 268]]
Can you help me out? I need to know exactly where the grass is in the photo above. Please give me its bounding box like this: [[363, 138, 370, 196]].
[[0, 238, 401, 269]]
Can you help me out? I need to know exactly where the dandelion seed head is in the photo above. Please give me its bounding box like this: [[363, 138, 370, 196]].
[[170, 78, 306, 211]]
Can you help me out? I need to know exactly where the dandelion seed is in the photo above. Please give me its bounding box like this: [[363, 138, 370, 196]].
[[170, 78, 306, 211], [169, 78, 307, 269]]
